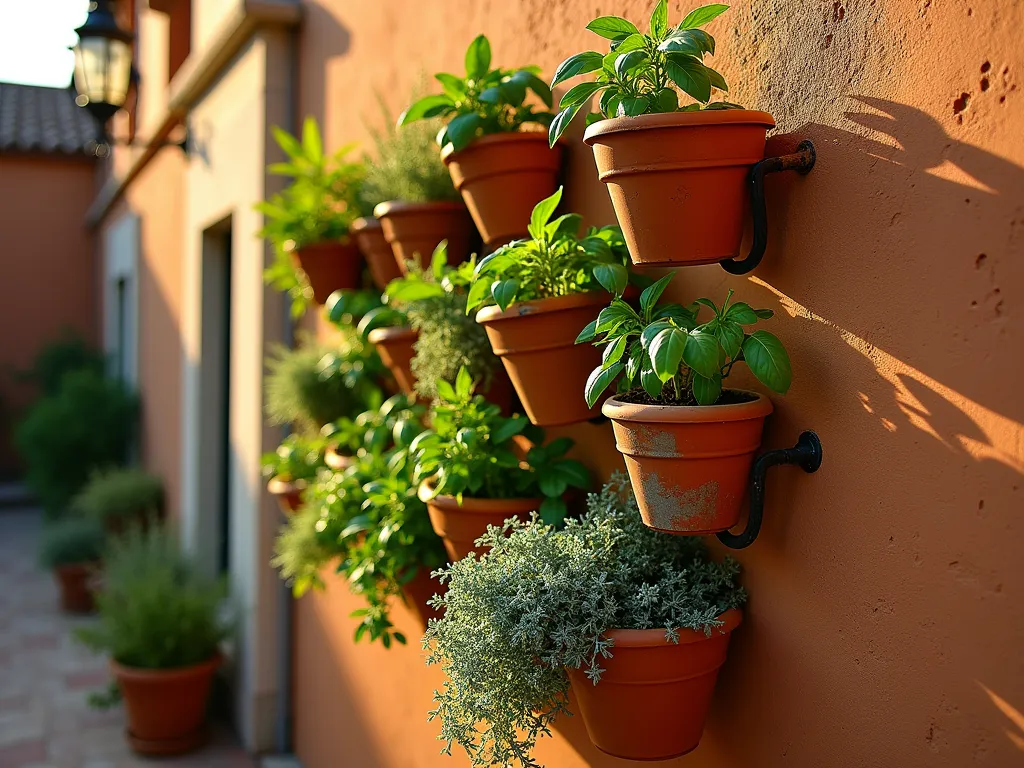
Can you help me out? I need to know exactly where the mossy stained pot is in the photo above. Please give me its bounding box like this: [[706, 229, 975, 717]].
[[373, 200, 475, 274], [442, 132, 563, 249], [367, 326, 419, 396], [351, 216, 401, 290], [566, 609, 742, 760], [292, 240, 362, 303], [584, 111, 776, 268], [476, 292, 606, 426], [602, 392, 772, 534], [266, 476, 305, 516]]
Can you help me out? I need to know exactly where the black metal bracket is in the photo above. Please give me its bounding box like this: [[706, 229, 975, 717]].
[[716, 430, 823, 549], [720, 140, 816, 275]]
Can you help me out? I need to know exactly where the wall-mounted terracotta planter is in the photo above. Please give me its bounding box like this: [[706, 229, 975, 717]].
[[373, 201, 475, 273], [266, 476, 305, 516], [112, 654, 221, 756], [54, 562, 98, 613], [584, 110, 775, 268], [292, 240, 363, 303], [400, 566, 447, 627], [602, 393, 772, 534], [419, 481, 540, 561], [442, 132, 563, 250], [367, 326, 419, 396], [350, 217, 401, 291], [476, 292, 606, 426], [566, 609, 742, 760]]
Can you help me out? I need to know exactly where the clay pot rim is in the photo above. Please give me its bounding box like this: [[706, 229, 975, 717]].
[[603, 609, 743, 646], [367, 325, 418, 344], [55, 561, 100, 574], [441, 130, 562, 163], [111, 653, 222, 681], [293, 237, 355, 252], [373, 200, 467, 218], [602, 390, 774, 424], [266, 476, 306, 496], [584, 109, 776, 145], [475, 291, 610, 325], [418, 480, 542, 513], [350, 216, 383, 234]]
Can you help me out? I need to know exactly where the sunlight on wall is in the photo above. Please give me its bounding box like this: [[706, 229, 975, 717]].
[[979, 683, 1024, 751]]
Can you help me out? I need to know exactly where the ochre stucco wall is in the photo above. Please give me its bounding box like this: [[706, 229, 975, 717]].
[[293, 1, 1024, 765], [0, 154, 97, 477]]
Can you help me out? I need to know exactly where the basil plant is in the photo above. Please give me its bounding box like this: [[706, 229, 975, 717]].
[[398, 35, 555, 151], [578, 274, 791, 407], [548, 2, 740, 145]]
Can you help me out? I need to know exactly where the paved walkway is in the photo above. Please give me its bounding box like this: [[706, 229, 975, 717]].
[[0, 507, 254, 768]]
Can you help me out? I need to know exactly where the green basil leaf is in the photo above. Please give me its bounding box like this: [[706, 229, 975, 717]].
[[650, 0, 668, 39], [585, 362, 623, 407], [546, 213, 582, 240], [640, 365, 664, 398], [742, 330, 792, 394], [639, 272, 674, 320], [679, 4, 729, 29], [615, 50, 648, 81], [397, 94, 456, 126], [491, 279, 520, 311], [625, 342, 643, 380], [653, 303, 696, 328], [725, 302, 757, 324], [510, 70, 554, 107], [612, 33, 646, 55], [692, 372, 722, 405], [446, 112, 484, 151], [455, 366, 474, 397], [651, 87, 679, 112], [682, 331, 721, 378], [715, 319, 744, 359], [435, 379, 457, 402], [665, 56, 712, 103], [538, 497, 567, 525], [529, 187, 562, 240], [492, 415, 529, 443], [687, 28, 717, 55], [603, 335, 628, 366], [754, 308, 775, 319], [586, 16, 641, 40], [434, 73, 467, 98], [621, 96, 650, 116], [650, 327, 687, 381], [559, 81, 604, 109], [538, 472, 568, 498], [466, 277, 493, 312], [640, 319, 673, 350], [593, 263, 628, 295], [576, 319, 599, 344], [498, 79, 528, 106], [548, 101, 586, 147], [706, 66, 728, 91], [550, 51, 604, 87], [478, 86, 502, 104], [658, 30, 703, 56], [554, 460, 590, 488], [465, 34, 492, 79]]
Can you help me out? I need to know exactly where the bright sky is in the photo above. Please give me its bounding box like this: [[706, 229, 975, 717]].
[[0, 0, 90, 87]]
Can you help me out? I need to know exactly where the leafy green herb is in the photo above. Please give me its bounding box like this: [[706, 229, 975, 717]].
[[72, 468, 163, 525], [38, 517, 105, 568], [321, 393, 425, 457], [261, 433, 328, 484]]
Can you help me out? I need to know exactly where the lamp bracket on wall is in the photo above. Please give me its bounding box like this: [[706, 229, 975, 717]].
[[719, 140, 816, 275], [89, 127, 189, 159], [716, 430, 823, 549]]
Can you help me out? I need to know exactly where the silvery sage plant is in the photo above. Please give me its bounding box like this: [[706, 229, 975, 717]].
[[423, 476, 745, 767]]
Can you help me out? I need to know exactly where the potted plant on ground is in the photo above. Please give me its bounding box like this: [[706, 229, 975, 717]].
[[425, 476, 746, 765], [76, 526, 231, 756], [410, 367, 590, 560], [580, 276, 791, 533], [262, 434, 328, 515], [400, 35, 560, 250], [467, 187, 638, 426], [549, 2, 774, 268], [258, 117, 366, 310], [38, 517, 105, 613], [72, 468, 163, 535]]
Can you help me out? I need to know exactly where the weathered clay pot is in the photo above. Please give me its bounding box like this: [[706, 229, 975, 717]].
[[367, 326, 418, 396], [111, 655, 221, 756], [442, 132, 562, 249], [54, 562, 97, 613], [476, 292, 606, 426], [351, 216, 401, 290], [400, 566, 447, 626], [266, 476, 305, 516], [602, 392, 772, 534], [566, 609, 742, 760], [584, 111, 775, 267], [323, 446, 354, 472], [292, 240, 363, 303], [419, 481, 540, 561], [373, 201, 475, 273]]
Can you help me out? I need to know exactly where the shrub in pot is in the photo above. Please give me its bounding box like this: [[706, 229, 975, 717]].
[[261, 434, 328, 515], [467, 187, 640, 426], [410, 368, 590, 560], [258, 117, 366, 312], [321, 392, 424, 469], [38, 517, 105, 613], [72, 468, 163, 535], [549, 2, 774, 267], [400, 35, 560, 249], [425, 476, 746, 764], [580, 276, 791, 533], [76, 526, 231, 756]]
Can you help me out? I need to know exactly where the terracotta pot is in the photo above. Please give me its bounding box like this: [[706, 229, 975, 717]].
[[367, 326, 418, 396], [400, 566, 447, 626], [292, 240, 363, 303], [566, 609, 742, 760], [111, 655, 221, 756], [603, 392, 773, 534], [373, 200, 475, 273], [442, 132, 562, 249], [476, 292, 606, 426], [351, 216, 401, 290], [266, 476, 305, 516], [324, 446, 354, 472], [419, 481, 540, 561], [54, 562, 97, 613], [584, 111, 776, 267]]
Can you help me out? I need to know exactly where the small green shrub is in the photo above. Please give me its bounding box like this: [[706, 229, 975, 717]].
[[19, 332, 105, 396], [261, 433, 327, 484], [76, 525, 231, 670], [72, 468, 163, 524], [38, 517, 105, 568]]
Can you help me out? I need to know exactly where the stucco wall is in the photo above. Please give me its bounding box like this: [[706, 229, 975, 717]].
[[0, 154, 97, 477], [292, 0, 1024, 766]]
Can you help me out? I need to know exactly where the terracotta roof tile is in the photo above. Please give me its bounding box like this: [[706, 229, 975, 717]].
[[0, 81, 99, 156]]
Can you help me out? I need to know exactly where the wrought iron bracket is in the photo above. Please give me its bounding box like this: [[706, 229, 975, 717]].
[[716, 430, 823, 549], [720, 140, 816, 275]]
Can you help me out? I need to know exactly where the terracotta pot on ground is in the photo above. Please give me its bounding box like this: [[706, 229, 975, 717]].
[[602, 392, 772, 534], [367, 326, 418, 396], [373, 201, 475, 273], [54, 563, 97, 613], [266, 476, 305, 516], [442, 132, 562, 249], [419, 481, 541, 561], [351, 217, 401, 290], [324, 447, 354, 472], [292, 240, 363, 303], [476, 292, 606, 426], [566, 609, 742, 760], [584, 111, 776, 268], [112, 655, 221, 756], [400, 566, 447, 626]]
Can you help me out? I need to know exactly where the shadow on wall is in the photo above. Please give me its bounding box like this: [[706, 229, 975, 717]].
[[297, 6, 351, 137]]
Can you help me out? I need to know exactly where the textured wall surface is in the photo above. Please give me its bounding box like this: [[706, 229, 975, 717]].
[[291, 0, 1024, 765]]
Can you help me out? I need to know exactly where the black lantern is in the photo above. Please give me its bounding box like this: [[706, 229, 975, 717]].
[[72, 0, 134, 128]]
